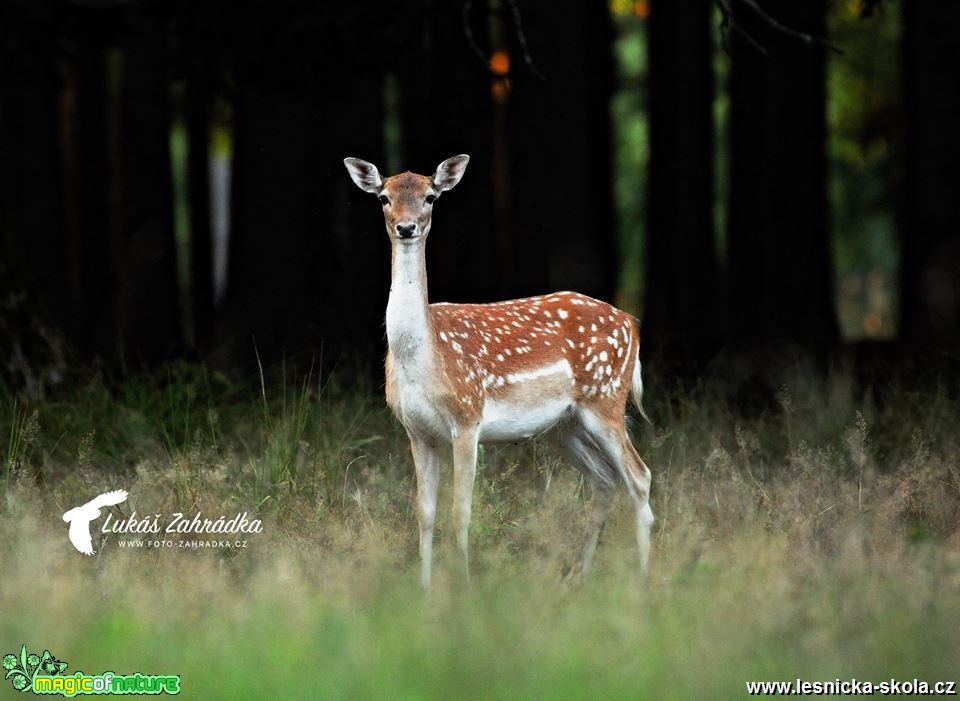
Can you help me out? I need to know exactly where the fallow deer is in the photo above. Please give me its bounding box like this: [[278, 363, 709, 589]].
[[344, 155, 653, 587]]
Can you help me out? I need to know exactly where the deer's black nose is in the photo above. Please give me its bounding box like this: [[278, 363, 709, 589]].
[[397, 223, 417, 239]]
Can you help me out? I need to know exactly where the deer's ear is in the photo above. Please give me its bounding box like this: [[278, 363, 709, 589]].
[[344, 158, 383, 193], [433, 154, 470, 192]]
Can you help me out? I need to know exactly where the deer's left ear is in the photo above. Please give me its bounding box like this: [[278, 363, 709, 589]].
[[433, 154, 470, 192], [344, 157, 383, 193]]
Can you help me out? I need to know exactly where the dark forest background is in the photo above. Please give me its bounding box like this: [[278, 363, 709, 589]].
[[1, 0, 958, 398]]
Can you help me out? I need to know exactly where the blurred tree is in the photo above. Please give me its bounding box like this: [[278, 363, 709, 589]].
[[826, 1, 900, 341], [220, 2, 326, 367], [727, 0, 837, 359], [0, 1, 70, 338], [61, 6, 114, 356], [505, 0, 616, 302], [900, 0, 960, 350], [219, 2, 388, 370], [322, 7, 391, 367], [644, 0, 719, 370], [116, 0, 181, 362], [398, 0, 498, 304], [178, 2, 216, 350]]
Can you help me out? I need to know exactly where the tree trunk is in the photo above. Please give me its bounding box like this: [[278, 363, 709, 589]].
[[645, 0, 719, 370], [182, 5, 215, 351], [117, 2, 181, 363], [727, 0, 836, 357], [398, 0, 498, 304], [321, 7, 388, 367], [224, 67, 314, 365], [0, 1, 70, 336], [61, 7, 116, 356], [900, 1, 960, 350], [220, 3, 388, 370], [505, 0, 615, 302]]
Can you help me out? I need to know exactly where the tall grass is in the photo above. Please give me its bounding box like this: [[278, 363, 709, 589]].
[[0, 363, 958, 698], [3, 400, 37, 498]]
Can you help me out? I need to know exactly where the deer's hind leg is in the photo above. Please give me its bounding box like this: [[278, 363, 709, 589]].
[[579, 409, 654, 575], [554, 424, 618, 581], [622, 438, 654, 574]]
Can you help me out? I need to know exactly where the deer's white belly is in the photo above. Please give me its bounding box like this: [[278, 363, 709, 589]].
[[478, 361, 575, 442], [479, 396, 573, 442]]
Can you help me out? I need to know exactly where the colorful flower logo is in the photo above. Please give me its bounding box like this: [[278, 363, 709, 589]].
[[3, 645, 68, 693]]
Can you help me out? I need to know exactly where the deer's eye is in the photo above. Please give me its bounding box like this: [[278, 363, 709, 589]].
[[425, 194, 436, 205], [378, 195, 390, 206]]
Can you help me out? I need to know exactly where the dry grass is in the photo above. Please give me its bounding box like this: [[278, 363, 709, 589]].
[[1, 363, 959, 698]]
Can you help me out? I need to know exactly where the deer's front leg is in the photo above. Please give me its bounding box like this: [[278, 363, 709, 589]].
[[452, 427, 480, 581], [409, 433, 440, 588]]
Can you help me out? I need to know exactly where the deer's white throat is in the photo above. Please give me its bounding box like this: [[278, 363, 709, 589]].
[[386, 241, 434, 364], [385, 240, 451, 439]]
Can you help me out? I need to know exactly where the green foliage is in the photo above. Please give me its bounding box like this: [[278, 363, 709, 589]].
[[611, 11, 648, 316], [828, 1, 901, 338], [609, 4, 902, 339]]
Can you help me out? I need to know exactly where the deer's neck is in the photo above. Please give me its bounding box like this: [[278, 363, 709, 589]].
[[386, 242, 435, 364]]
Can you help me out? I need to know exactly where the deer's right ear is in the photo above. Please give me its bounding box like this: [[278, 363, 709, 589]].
[[344, 158, 383, 194]]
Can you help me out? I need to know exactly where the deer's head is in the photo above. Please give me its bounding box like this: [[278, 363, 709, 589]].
[[344, 155, 469, 244]]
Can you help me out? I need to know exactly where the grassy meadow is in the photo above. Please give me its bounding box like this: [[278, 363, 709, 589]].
[[1, 362, 959, 699]]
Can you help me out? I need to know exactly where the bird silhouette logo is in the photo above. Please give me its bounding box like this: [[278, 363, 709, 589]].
[[62, 490, 127, 555]]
